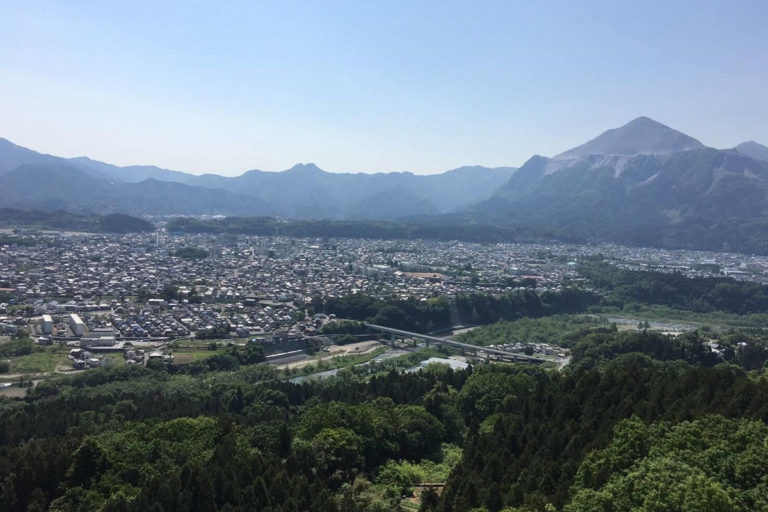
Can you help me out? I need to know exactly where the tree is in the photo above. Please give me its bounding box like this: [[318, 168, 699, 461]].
[[241, 339, 265, 364], [565, 416, 768, 512], [66, 438, 109, 488], [161, 284, 179, 302], [420, 487, 440, 511]]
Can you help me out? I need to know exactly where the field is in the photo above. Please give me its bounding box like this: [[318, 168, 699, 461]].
[[0, 345, 128, 382], [171, 350, 224, 365], [6, 346, 72, 375]]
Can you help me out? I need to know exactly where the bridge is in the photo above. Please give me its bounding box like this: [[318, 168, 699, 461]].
[[364, 323, 546, 364]]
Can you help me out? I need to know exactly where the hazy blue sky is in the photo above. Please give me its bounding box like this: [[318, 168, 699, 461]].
[[1, 0, 766, 175]]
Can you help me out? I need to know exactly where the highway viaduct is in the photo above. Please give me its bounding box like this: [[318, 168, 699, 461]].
[[364, 323, 546, 364]]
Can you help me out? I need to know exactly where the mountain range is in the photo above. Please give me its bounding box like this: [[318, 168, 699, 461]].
[[0, 138, 515, 219], [2, 118, 768, 253]]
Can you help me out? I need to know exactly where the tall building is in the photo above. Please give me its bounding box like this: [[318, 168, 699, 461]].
[[69, 313, 85, 337], [41, 314, 53, 334]]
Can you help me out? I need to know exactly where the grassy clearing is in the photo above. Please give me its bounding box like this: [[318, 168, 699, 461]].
[[173, 338, 249, 346], [10, 347, 70, 374], [101, 353, 126, 367], [171, 349, 223, 365]]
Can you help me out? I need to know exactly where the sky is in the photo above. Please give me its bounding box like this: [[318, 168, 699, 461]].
[[1, 0, 767, 176]]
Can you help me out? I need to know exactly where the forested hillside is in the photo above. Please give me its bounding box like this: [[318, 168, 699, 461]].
[[4, 263, 768, 511], [309, 287, 599, 333], [4, 354, 768, 511], [0, 361, 469, 512], [579, 261, 768, 314], [166, 216, 530, 244], [0, 208, 154, 233], [437, 365, 768, 512]]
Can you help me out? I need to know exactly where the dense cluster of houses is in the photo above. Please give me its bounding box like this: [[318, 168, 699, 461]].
[[1, 230, 765, 347]]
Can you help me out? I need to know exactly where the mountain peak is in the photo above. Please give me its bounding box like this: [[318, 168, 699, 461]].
[[735, 140, 768, 161], [287, 163, 324, 174], [555, 116, 705, 159]]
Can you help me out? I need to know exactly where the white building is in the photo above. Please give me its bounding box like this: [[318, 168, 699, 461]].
[[84, 336, 116, 347], [69, 313, 85, 337], [41, 314, 53, 334]]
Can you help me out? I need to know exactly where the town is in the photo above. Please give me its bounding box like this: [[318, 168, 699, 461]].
[[2, 229, 768, 376]]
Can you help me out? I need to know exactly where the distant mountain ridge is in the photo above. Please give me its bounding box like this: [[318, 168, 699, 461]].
[[0, 138, 515, 219], [4, 117, 768, 254], [0, 163, 268, 216]]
